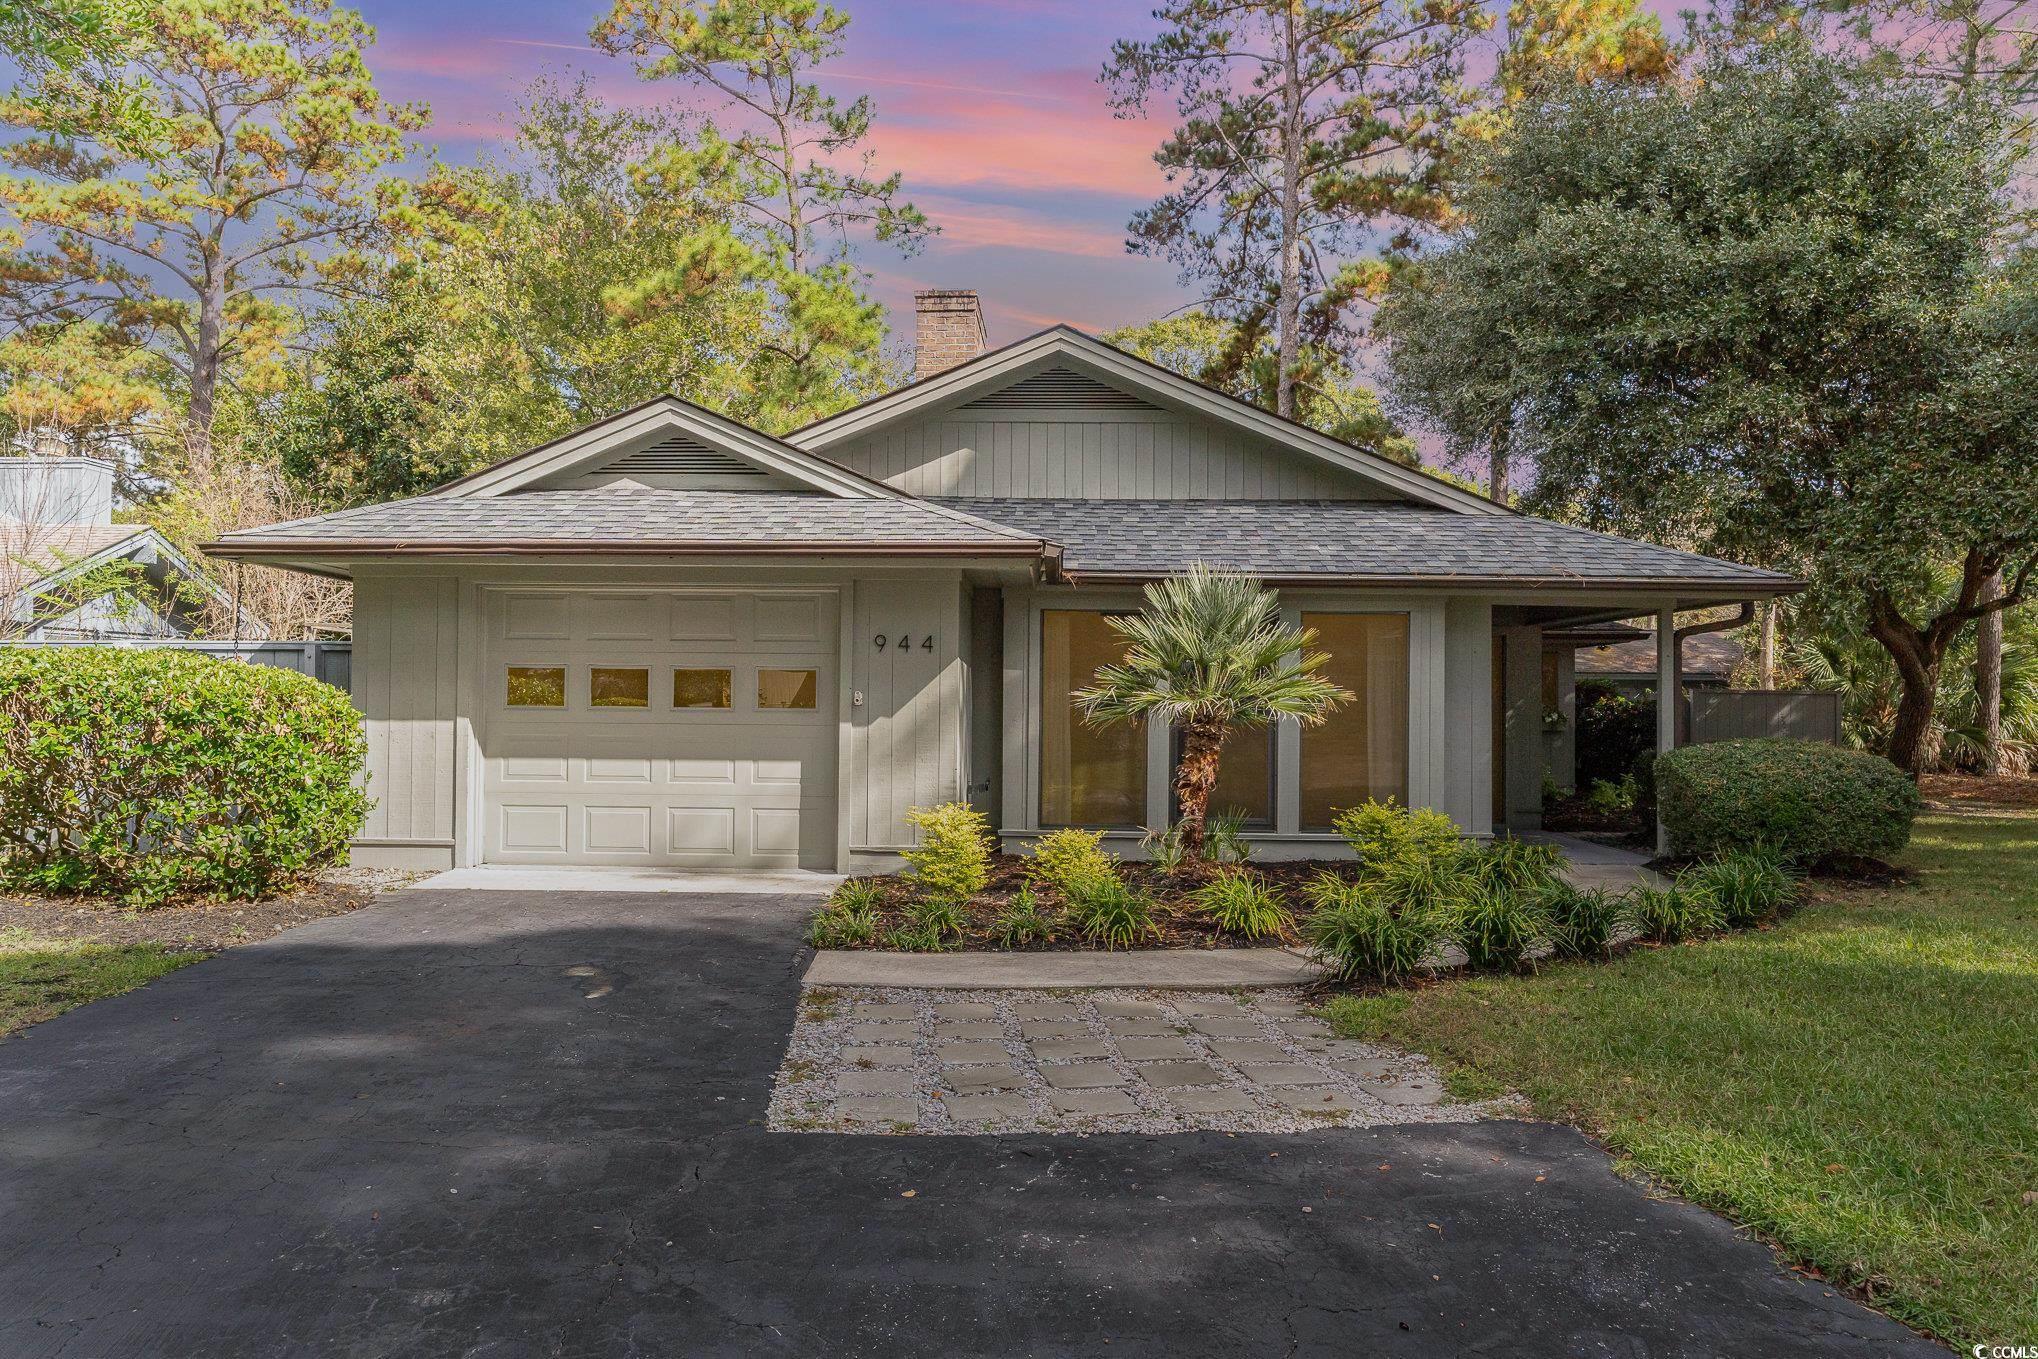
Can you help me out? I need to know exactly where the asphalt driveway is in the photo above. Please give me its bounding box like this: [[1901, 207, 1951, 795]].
[[0, 888, 1936, 1358]]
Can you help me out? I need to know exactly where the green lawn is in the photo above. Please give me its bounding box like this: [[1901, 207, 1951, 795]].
[[1323, 810, 2038, 1346], [0, 927, 200, 1040]]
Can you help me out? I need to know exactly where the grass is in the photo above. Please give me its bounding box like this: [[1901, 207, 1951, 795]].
[[0, 927, 200, 1039], [1322, 810, 2038, 1346]]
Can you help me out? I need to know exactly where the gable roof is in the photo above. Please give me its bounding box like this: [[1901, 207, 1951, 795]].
[[787, 326, 1510, 517], [2, 522, 254, 632], [933, 499, 1799, 593], [433, 394, 905, 501], [206, 488, 1048, 562]]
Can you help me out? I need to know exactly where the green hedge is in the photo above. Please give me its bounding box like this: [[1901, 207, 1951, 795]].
[[1654, 738, 1917, 864], [0, 648, 371, 904]]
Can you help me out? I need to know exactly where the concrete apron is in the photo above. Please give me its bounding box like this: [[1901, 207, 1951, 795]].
[[804, 947, 1321, 990], [412, 865, 843, 895]]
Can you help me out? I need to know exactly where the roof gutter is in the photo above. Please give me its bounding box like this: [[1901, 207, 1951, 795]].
[[1060, 569, 1804, 595]]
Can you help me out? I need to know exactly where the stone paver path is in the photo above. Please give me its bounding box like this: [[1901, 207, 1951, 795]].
[[767, 986, 1499, 1135]]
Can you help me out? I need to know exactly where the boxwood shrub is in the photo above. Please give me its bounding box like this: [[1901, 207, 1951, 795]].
[[1653, 738, 1918, 864], [0, 648, 371, 904]]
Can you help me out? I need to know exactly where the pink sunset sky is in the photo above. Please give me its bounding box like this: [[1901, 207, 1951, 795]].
[[358, 0, 1198, 346]]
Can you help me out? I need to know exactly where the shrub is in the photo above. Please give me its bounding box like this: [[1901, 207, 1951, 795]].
[[806, 880, 883, 947], [1206, 811, 1253, 864], [1300, 873, 1454, 984], [1139, 821, 1193, 874], [1457, 882, 1551, 970], [1331, 799, 1465, 872], [1192, 869, 1293, 939], [0, 648, 370, 905], [988, 886, 1059, 947], [1469, 838, 1566, 894], [1653, 739, 1918, 864], [1582, 776, 1637, 815], [901, 802, 992, 902], [1625, 883, 1726, 943], [1540, 882, 1627, 959], [1064, 875, 1161, 949], [906, 894, 967, 941], [1026, 827, 1118, 896], [1676, 849, 1801, 927]]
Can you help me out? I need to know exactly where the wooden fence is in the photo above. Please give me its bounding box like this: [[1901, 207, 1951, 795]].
[[1689, 689, 1843, 746]]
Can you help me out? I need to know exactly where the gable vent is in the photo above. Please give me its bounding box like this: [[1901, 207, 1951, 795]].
[[599, 433, 766, 477], [960, 367, 1159, 412]]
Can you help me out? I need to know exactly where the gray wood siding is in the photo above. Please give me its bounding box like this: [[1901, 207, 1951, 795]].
[[352, 574, 460, 847], [847, 574, 967, 850], [825, 411, 1392, 500]]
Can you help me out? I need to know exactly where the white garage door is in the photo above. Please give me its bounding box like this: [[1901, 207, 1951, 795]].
[[482, 589, 838, 869]]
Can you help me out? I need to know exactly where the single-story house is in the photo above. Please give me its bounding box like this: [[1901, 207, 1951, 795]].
[[206, 291, 1799, 873], [2, 454, 240, 641]]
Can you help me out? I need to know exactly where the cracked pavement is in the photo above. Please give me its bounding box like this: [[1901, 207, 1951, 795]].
[[0, 888, 1937, 1357]]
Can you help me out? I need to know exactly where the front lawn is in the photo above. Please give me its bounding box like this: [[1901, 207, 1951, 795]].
[[0, 928, 200, 1039], [1323, 807, 2038, 1345]]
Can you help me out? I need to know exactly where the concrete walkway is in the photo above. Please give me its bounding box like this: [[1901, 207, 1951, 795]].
[[1523, 831, 1668, 891], [805, 945, 1321, 990]]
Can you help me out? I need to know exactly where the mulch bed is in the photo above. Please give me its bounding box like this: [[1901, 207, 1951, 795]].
[[837, 855, 1368, 951], [1920, 773, 2038, 811], [0, 868, 416, 954]]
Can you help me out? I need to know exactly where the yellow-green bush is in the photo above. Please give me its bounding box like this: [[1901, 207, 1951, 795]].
[[1025, 826, 1119, 896], [902, 802, 992, 903]]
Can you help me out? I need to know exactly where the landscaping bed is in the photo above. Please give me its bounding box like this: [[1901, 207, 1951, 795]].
[[824, 854, 1367, 951]]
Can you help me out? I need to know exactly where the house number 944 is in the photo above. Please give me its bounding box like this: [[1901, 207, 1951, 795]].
[[874, 634, 935, 652]]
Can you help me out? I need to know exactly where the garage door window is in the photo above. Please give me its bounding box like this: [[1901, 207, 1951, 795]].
[[506, 666, 566, 707], [590, 666, 649, 708], [673, 668, 732, 709], [758, 668, 818, 710]]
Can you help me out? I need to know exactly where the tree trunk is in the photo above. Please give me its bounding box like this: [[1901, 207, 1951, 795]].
[[1488, 419, 1508, 502], [1758, 601, 1776, 689], [1174, 719, 1228, 860], [1975, 571, 2004, 775], [1273, 3, 1304, 421], [1867, 594, 1942, 776], [186, 277, 224, 461]]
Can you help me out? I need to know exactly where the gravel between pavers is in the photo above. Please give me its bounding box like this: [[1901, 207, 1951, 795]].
[[767, 986, 1511, 1136]]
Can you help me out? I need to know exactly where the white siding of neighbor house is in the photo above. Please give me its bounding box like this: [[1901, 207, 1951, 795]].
[[350, 573, 461, 866], [822, 410, 1395, 500]]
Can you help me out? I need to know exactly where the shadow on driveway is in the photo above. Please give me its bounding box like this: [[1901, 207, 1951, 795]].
[[0, 889, 1936, 1357]]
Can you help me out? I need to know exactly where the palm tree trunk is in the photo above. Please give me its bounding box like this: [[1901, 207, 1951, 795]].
[[1175, 719, 1228, 859]]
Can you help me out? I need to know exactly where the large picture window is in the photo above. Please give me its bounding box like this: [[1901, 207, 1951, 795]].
[[1040, 610, 1146, 827], [1301, 613, 1410, 828]]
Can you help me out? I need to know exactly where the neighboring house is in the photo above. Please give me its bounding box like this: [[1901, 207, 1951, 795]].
[[206, 291, 1798, 873], [1540, 624, 1749, 789], [0, 454, 239, 641]]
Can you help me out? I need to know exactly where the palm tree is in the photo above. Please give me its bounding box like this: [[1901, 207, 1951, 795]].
[[1073, 565, 1351, 859]]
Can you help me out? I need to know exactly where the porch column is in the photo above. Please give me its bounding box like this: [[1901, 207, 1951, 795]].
[[1656, 604, 1678, 853]]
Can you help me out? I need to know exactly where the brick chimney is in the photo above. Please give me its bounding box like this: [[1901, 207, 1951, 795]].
[[914, 289, 986, 380]]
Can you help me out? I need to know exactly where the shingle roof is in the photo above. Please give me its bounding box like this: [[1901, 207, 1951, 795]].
[[0, 523, 146, 591], [209, 488, 1042, 550], [1580, 631, 1746, 677], [935, 499, 1795, 588]]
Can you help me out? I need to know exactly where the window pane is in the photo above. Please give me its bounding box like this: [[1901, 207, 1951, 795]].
[[506, 666, 565, 707], [673, 668, 732, 709], [1204, 726, 1273, 825], [590, 666, 649, 708], [758, 668, 818, 710], [1300, 613, 1410, 828], [1040, 610, 1145, 826]]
